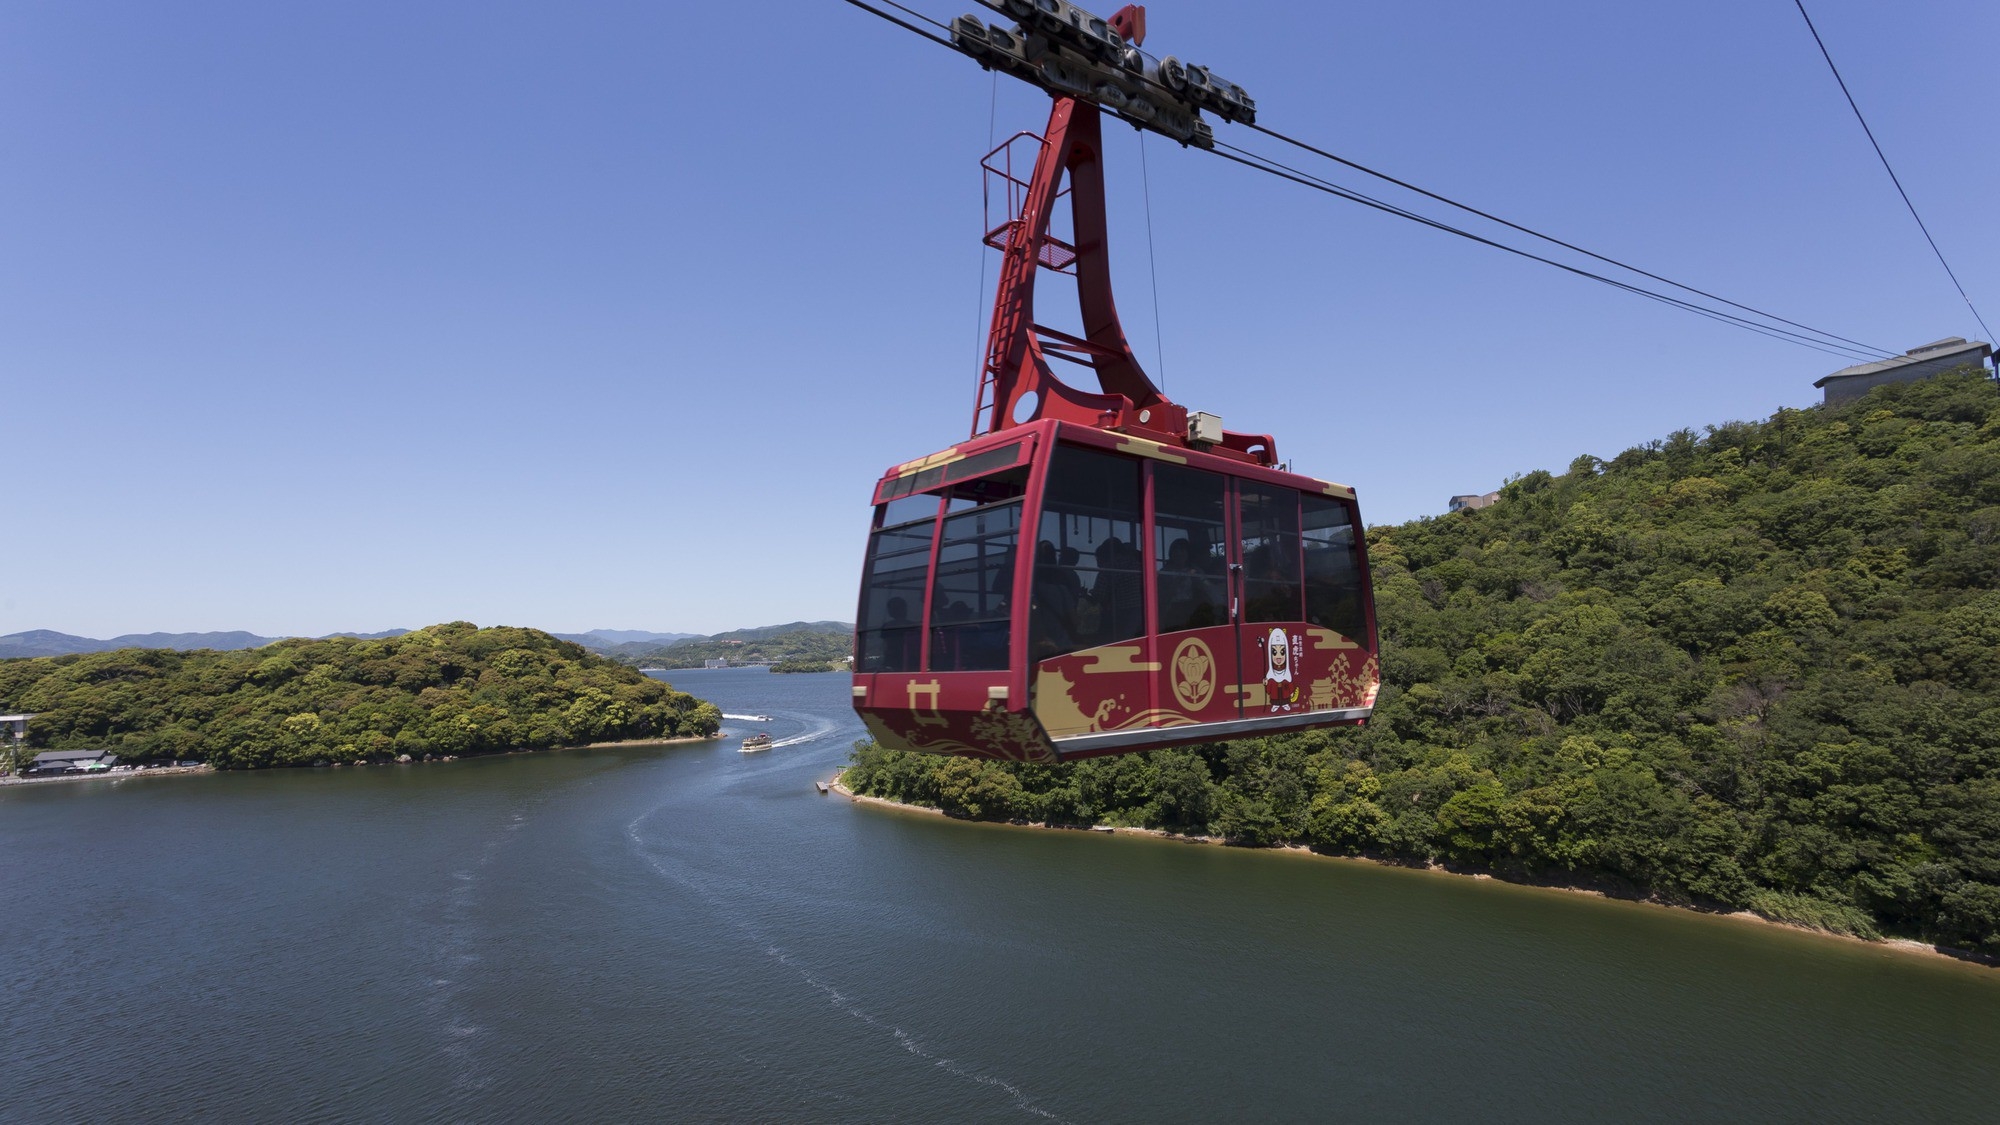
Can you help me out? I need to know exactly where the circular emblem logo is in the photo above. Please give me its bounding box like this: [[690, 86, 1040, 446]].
[[1171, 637, 1216, 710]]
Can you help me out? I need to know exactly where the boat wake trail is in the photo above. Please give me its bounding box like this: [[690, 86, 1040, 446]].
[[767, 710, 837, 750], [770, 947, 1073, 1124], [622, 808, 1069, 1123], [425, 804, 537, 1098]]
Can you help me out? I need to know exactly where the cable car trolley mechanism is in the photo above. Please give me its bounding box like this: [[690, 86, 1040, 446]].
[[851, 1, 1380, 763]]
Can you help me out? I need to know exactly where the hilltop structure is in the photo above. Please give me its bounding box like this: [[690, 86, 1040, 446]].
[[1449, 491, 1499, 513], [1815, 337, 1993, 404]]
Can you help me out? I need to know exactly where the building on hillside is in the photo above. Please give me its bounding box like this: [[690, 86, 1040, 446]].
[[1815, 337, 1994, 405], [27, 749, 118, 775], [1, 712, 33, 773], [1449, 491, 1499, 513]]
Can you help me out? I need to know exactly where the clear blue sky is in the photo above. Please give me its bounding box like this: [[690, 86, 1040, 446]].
[[4, 0, 1994, 638]]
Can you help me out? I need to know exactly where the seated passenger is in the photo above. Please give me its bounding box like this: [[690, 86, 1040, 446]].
[[1158, 539, 1214, 633], [1031, 540, 1079, 659], [1055, 545, 1085, 600], [1094, 538, 1145, 642], [877, 596, 920, 670]]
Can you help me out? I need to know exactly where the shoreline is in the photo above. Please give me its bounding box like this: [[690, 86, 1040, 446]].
[[0, 764, 216, 787], [829, 779, 1995, 971], [1, 733, 724, 787]]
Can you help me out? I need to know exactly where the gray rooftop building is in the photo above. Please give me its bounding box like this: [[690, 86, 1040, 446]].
[[1815, 337, 1994, 405], [27, 749, 119, 774]]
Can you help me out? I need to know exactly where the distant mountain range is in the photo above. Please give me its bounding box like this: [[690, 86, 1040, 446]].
[[0, 629, 412, 660], [692, 621, 852, 645], [0, 622, 852, 661], [549, 629, 698, 647]]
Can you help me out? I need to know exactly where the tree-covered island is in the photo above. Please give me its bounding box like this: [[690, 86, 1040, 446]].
[[845, 370, 2000, 956], [0, 622, 721, 770], [620, 628, 852, 671]]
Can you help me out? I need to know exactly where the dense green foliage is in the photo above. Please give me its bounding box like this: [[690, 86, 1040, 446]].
[[846, 371, 2000, 952], [627, 629, 853, 670], [0, 622, 721, 769], [771, 658, 844, 674]]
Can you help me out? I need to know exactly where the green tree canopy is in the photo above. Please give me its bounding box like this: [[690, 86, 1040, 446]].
[[844, 370, 2000, 955], [0, 622, 721, 769]]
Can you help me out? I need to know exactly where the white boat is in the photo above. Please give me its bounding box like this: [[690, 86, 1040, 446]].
[[740, 733, 773, 753]]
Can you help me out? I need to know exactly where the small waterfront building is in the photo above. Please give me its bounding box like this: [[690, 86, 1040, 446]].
[[27, 749, 119, 775], [1815, 337, 1994, 405], [703, 658, 730, 669], [1449, 491, 1499, 513], [1, 712, 32, 746]]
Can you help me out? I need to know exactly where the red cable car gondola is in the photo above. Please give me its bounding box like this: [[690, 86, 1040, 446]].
[[851, 4, 1379, 763]]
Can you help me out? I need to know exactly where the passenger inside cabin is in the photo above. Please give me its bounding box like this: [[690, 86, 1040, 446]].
[[1093, 538, 1145, 643], [1030, 539, 1078, 658], [880, 596, 920, 670], [1055, 546, 1085, 600], [1159, 538, 1222, 632]]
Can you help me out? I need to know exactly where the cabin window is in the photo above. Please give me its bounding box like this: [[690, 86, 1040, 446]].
[[929, 499, 1021, 672], [1030, 445, 1145, 660], [1303, 496, 1367, 641], [1238, 483, 1302, 623], [944, 442, 1025, 485], [1153, 464, 1229, 634], [855, 502, 938, 672], [945, 465, 1029, 514], [879, 493, 941, 528]]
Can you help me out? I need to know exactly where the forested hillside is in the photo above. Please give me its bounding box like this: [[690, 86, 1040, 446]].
[[0, 623, 721, 769], [845, 370, 2000, 953], [624, 629, 852, 670]]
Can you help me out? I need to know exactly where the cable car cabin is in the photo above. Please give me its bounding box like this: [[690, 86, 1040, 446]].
[[851, 420, 1378, 763], [848, 36, 1377, 762]]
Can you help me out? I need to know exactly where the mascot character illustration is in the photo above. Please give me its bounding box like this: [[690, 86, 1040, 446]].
[[1264, 627, 1301, 712]]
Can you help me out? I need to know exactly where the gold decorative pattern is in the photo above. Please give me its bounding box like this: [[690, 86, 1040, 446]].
[[894, 448, 967, 477], [1113, 436, 1189, 464], [1306, 626, 1360, 652], [969, 703, 1058, 762], [1079, 644, 1160, 675], [1312, 654, 1381, 711], [907, 680, 947, 727], [1033, 666, 1097, 738], [1224, 681, 1270, 708], [1170, 638, 1216, 709]]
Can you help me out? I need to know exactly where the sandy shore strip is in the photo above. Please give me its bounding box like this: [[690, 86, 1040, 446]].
[[829, 779, 1992, 970]]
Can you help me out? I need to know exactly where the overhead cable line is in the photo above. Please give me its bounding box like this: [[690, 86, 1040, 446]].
[[1099, 34, 1894, 358], [837, 0, 954, 48], [837, 0, 1893, 361], [877, 0, 955, 35], [1205, 143, 1886, 362], [1239, 121, 1896, 359], [1791, 0, 1994, 346]]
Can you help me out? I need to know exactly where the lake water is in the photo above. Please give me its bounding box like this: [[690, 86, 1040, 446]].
[[5, 666, 1997, 1122]]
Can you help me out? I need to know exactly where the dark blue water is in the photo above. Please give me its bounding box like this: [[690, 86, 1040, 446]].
[[4, 667, 1997, 1123]]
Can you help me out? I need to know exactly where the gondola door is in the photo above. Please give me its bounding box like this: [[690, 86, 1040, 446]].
[[1232, 479, 1379, 725], [1232, 479, 1307, 719], [1148, 461, 1244, 732], [1150, 471, 1308, 730]]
